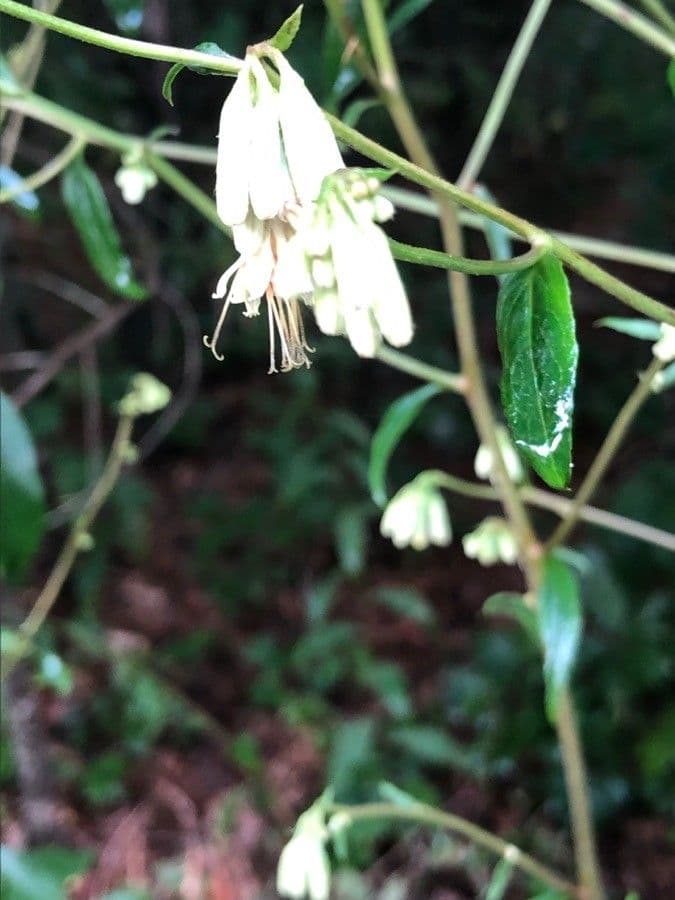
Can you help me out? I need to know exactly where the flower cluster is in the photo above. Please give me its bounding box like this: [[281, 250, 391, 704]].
[[206, 46, 414, 371], [380, 477, 452, 551]]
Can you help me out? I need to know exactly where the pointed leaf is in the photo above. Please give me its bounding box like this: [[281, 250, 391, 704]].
[[596, 317, 661, 341], [496, 253, 577, 489], [0, 393, 46, 584], [162, 42, 235, 105], [61, 157, 147, 300], [388, 0, 436, 35], [369, 383, 442, 506], [483, 591, 538, 643], [537, 556, 582, 722], [268, 5, 304, 52]]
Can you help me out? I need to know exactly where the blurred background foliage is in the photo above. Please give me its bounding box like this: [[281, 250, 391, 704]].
[[1, 0, 674, 897]]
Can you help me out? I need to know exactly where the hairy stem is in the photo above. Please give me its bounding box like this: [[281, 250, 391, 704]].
[[547, 356, 664, 549], [458, 0, 553, 188], [328, 802, 578, 895]]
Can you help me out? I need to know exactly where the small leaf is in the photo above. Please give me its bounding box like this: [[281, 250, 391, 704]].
[[388, 724, 467, 768], [268, 5, 304, 52], [0, 165, 40, 218], [497, 253, 578, 489], [0, 393, 45, 584], [61, 156, 147, 300], [369, 383, 442, 506], [537, 556, 582, 722], [342, 98, 381, 129], [372, 586, 435, 625], [483, 592, 538, 643], [388, 0, 435, 36], [161, 42, 235, 105], [596, 316, 661, 341]]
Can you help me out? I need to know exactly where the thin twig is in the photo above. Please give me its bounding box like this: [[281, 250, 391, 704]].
[[375, 346, 466, 393], [577, 0, 675, 53], [0, 134, 84, 203]]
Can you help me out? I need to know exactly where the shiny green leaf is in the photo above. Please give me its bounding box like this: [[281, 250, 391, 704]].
[[596, 316, 661, 341], [0, 393, 45, 584], [162, 42, 235, 106], [537, 556, 582, 722], [269, 5, 304, 51], [496, 253, 577, 489], [369, 383, 442, 506], [61, 157, 147, 300]]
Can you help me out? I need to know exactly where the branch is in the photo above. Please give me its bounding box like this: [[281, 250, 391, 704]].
[[577, 0, 675, 53]]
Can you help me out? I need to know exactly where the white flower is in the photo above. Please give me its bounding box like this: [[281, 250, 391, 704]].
[[474, 426, 524, 484], [380, 479, 452, 551], [303, 170, 413, 358], [205, 216, 314, 373], [462, 517, 518, 567], [276, 833, 331, 900], [114, 162, 157, 204], [215, 49, 343, 227], [652, 324, 675, 363]]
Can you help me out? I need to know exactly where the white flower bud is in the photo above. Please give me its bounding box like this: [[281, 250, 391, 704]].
[[652, 324, 675, 363], [118, 373, 171, 417], [380, 481, 452, 551], [473, 426, 524, 484], [114, 163, 157, 205], [462, 517, 518, 567]]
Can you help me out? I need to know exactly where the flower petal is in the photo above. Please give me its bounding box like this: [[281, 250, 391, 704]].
[[248, 58, 294, 220], [215, 62, 254, 226]]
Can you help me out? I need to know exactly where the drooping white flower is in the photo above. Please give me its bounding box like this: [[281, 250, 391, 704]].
[[462, 517, 518, 567], [204, 216, 314, 373], [474, 426, 525, 484], [276, 803, 331, 900], [115, 147, 157, 205], [215, 49, 343, 228], [380, 478, 452, 551], [303, 170, 414, 357], [652, 323, 675, 363]]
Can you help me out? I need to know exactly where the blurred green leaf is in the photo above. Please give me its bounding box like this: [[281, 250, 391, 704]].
[[369, 383, 442, 506], [102, 890, 152, 900], [162, 42, 235, 105], [371, 586, 435, 625], [388, 0, 435, 35], [497, 254, 577, 489], [0, 846, 92, 900], [537, 556, 582, 722], [36, 652, 74, 696], [328, 718, 376, 797], [358, 660, 412, 719], [268, 5, 304, 51], [0, 392, 45, 584], [388, 724, 467, 769], [81, 752, 127, 806], [342, 97, 381, 128], [596, 317, 661, 341], [61, 157, 147, 300], [335, 505, 369, 576], [485, 857, 514, 900], [483, 592, 538, 643]]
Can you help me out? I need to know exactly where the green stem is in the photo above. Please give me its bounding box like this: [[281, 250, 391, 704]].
[[637, 0, 675, 33], [383, 186, 675, 274], [390, 236, 549, 275], [375, 347, 466, 393], [547, 356, 664, 549], [577, 0, 675, 52], [328, 802, 577, 895], [0, 0, 242, 73], [458, 0, 553, 188], [0, 134, 85, 202], [427, 471, 675, 551]]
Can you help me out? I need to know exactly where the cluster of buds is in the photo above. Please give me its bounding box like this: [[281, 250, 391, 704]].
[[473, 425, 524, 484], [380, 476, 452, 551], [205, 45, 414, 372], [462, 517, 518, 567]]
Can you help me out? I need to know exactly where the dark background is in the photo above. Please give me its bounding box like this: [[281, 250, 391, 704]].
[[1, 1, 675, 896]]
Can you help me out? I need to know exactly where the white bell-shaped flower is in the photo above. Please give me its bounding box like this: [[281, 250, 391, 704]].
[[303, 170, 414, 358], [462, 517, 518, 567], [474, 426, 525, 484], [380, 479, 452, 551], [215, 49, 343, 228], [276, 802, 331, 900]]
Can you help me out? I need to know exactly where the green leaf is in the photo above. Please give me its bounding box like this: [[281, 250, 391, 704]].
[[496, 253, 577, 489], [335, 505, 368, 576], [1, 846, 92, 900], [342, 98, 382, 129], [596, 316, 661, 341], [161, 42, 235, 106], [483, 592, 538, 643], [668, 59, 675, 98], [369, 383, 442, 506], [61, 157, 147, 300], [371, 586, 435, 625], [388, 0, 435, 36], [388, 724, 467, 768], [268, 5, 304, 51], [0, 393, 46, 584], [537, 556, 582, 722], [485, 857, 514, 900]]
